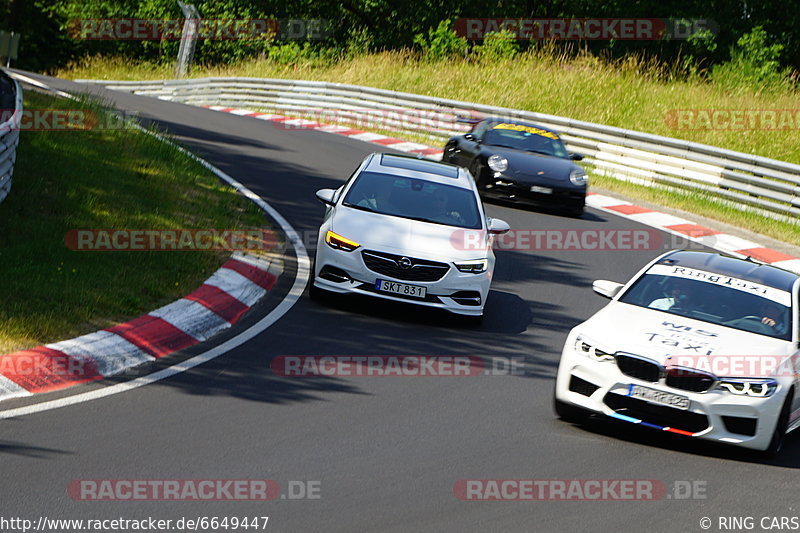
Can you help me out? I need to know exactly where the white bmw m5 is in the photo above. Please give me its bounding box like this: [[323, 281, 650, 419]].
[[311, 153, 510, 323], [555, 250, 800, 455]]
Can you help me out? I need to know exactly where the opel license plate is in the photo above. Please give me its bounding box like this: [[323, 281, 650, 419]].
[[375, 279, 426, 298]]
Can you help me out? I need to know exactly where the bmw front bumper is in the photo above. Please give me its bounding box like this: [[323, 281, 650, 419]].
[[554, 331, 788, 451]]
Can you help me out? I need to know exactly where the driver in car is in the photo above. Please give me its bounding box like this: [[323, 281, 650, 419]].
[[357, 181, 395, 212], [430, 191, 463, 224], [722, 299, 788, 336], [759, 300, 786, 333], [648, 278, 693, 311]]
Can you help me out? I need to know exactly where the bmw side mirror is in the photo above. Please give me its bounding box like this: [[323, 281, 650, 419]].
[[315, 188, 336, 206], [593, 280, 624, 299], [570, 153, 584, 161], [488, 218, 510, 235]]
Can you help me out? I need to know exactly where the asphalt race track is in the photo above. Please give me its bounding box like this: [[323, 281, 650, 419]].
[[3, 72, 800, 533]]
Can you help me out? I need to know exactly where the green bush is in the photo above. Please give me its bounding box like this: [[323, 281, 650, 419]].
[[268, 42, 303, 64], [413, 20, 467, 61], [345, 26, 373, 59], [475, 30, 519, 61], [711, 26, 792, 90], [678, 28, 717, 78]]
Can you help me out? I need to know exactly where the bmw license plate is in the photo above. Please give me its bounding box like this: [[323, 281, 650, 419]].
[[530, 186, 553, 194], [375, 279, 426, 299], [628, 384, 690, 410]]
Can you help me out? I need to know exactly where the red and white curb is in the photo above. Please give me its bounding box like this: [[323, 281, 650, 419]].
[[0, 251, 283, 402], [203, 105, 800, 275], [205, 106, 445, 159], [585, 193, 800, 274]]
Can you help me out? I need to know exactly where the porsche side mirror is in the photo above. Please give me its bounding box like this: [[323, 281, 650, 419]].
[[488, 218, 510, 235], [570, 153, 584, 161], [593, 280, 624, 299], [464, 133, 476, 141], [315, 188, 336, 206]]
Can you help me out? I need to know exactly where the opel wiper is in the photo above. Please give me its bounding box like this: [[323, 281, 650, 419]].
[[343, 202, 378, 213]]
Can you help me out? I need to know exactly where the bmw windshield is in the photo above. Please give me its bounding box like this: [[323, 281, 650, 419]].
[[618, 264, 793, 340], [342, 171, 482, 229]]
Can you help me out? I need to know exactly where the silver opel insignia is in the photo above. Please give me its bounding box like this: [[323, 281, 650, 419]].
[[311, 152, 510, 323]]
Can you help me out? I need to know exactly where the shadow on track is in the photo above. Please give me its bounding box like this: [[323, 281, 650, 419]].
[[0, 440, 73, 458], [481, 196, 608, 223]]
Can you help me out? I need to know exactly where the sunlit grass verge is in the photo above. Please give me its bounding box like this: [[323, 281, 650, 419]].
[[0, 90, 267, 353]]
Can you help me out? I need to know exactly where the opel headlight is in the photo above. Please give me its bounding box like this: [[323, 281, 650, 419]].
[[717, 379, 778, 397], [488, 155, 508, 173], [570, 169, 588, 186], [455, 258, 489, 274], [325, 230, 360, 252], [574, 335, 615, 362]]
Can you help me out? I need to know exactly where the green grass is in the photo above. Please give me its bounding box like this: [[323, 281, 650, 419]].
[[0, 90, 266, 353], [55, 51, 800, 246]]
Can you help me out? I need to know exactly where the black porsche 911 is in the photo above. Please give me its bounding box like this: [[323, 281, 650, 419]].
[[443, 118, 588, 216]]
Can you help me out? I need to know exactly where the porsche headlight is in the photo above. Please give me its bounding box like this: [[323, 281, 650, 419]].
[[717, 379, 778, 397], [487, 155, 508, 173], [455, 258, 489, 273], [570, 169, 588, 186], [574, 335, 615, 362]]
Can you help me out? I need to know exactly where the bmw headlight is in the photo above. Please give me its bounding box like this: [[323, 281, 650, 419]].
[[455, 258, 489, 273], [717, 379, 778, 397], [487, 155, 508, 173], [574, 335, 615, 362], [570, 169, 588, 186]]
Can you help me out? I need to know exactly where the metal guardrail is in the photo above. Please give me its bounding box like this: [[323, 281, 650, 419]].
[[0, 70, 21, 205], [76, 76, 800, 222]]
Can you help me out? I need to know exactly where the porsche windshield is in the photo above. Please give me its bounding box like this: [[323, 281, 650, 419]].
[[342, 171, 482, 229], [483, 125, 569, 158], [618, 265, 793, 340]]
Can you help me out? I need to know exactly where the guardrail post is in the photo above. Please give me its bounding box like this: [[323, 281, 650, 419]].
[[175, 2, 199, 78]]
